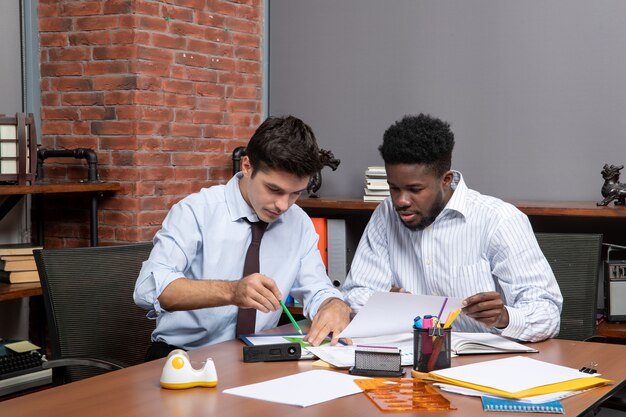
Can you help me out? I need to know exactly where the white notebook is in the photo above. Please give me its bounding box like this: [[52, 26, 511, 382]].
[[452, 332, 538, 355]]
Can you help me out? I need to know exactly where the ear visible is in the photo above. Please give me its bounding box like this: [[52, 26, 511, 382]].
[[240, 156, 253, 177], [442, 170, 454, 187]]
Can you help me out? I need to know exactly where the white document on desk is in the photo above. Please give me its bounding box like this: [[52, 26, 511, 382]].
[[338, 292, 464, 338], [223, 370, 364, 407]]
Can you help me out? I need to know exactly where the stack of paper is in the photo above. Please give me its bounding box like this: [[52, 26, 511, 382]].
[[427, 356, 611, 399], [363, 166, 389, 202]]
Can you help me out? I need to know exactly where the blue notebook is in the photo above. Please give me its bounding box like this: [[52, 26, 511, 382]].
[[481, 396, 565, 414]]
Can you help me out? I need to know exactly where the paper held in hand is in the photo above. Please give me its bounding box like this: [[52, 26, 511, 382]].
[[338, 292, 464, 338]]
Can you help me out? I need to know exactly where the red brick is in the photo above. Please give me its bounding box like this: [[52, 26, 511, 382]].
[[175, 167, 208, 181], [91, 121, 134, 135], [171, 123, 202, 138], [134, 0, 160, 16], [43, 108, 79, 120], [100, 194, 141, 210], [171, 153, 206, 166], [232, 32, 260, 48], [62, 92, 104, 106], [208, 57, 235, 71], [93, 46, 136, 60], [218, 72, 261, 86], [81, 107, 116, 120], [42, 92, 61, 106], [135, 121, 169, 136], [39, 17, 73, 32], [226, 100, 259, 113], [229, 86, 260, 99], [130, 61, 171, 77], [103, 0, 132, 15], [192, 111, 222, 124], [42, 121, 72, 135], [204, 125, 235, 139], [55, 78, 92, 91], [235, 46, 260, 61], [163, 0, 205, 10], [143, 107, 173, 121], [41, 63, 83, 77], [75, 16, 120, 31], [138, 137, 163, 151], [104, 91, 134, 105], [205, 27, 231, 44], [225, 113, 257, 126], [136, 182, 156, 196], [164, 94, 195, 108], [205, 153, 232, 166], [137, 46, 174, 63], [175, 52, 209, 68], [100, 137, 139, 151], [62, 2, 102, 16], [236, 5, 261, 20], [138, 16, 167, 32], [111, 151, 135, 166], [163, 79, 194, 94], [170, 21, 205, 39], [234, 126, 256, 138], [197, 12, 226, 28], [69, 31, 111, 45], [161, 4, 194, 22], [134, 91, 164, 106], [237, 60, 261, 74], [40, 33, 68, 47], [187, 39, 232, 56], [196, 83, 224, 97], [163, 138, 195, 152], [174, 109, 193, 123], [209, 166, 232, 181], [134, 152, 171, 166], [151, 33, 186, 50], [224, 17, 259, 35], [93, 76, 138, 90], [111, 30, 136, 45], [102, 211, 134, 225], [196, 97, 227, 111], [184, 67, 218, 83], [115, 106, 140, 119], [140, 167, 176, 181], [196, 139, 225, 152], [55, 136, 99, 149], [38, 4, 60, 18], [206, 0, 238, 16], [84, 61, 129, 75], [137, 76, 162, 91]]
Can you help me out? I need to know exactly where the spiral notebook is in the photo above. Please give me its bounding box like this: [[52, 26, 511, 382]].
[[482, 397, 565, 414]]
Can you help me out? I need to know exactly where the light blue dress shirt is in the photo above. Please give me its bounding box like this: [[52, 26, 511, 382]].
[[134, 173, 342, 349], [342, 172, 563, 342]]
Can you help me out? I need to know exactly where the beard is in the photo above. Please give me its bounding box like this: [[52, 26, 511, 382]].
[[399, 190, 446, 231]]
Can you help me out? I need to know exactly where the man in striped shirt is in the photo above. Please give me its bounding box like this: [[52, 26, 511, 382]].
[[342, 114, 562, 342]]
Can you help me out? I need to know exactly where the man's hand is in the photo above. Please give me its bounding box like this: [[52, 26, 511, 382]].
[[305, 298, 352, 346], [231, 273, 282, 313], [390, 286, 410, 293], [462, 291, 509, 328]]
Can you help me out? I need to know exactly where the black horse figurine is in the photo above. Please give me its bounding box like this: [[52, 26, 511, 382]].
[[597, 164, 626, 206], [307, 149, 340, 198]]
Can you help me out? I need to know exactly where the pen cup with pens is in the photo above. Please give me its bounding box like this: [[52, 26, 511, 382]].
[[413, 317, 452, 373]]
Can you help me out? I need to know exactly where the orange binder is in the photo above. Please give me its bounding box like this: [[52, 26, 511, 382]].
[[311, 218, 328, 269]]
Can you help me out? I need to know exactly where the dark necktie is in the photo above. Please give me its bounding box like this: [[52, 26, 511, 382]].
[[236, 220, 268, 336]]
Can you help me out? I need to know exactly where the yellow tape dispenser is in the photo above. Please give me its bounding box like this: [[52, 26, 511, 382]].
[[159, 349, 218, 389]]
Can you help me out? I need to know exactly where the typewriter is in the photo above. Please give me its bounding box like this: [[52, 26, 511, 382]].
[[0, 342, 52, 397]]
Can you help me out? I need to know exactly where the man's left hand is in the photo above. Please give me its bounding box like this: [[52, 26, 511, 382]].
[[305, 298, 351, 346], [462, 291, 509, 329]]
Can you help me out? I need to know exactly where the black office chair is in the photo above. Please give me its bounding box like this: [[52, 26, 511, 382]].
[[534, 233, 603, 341], [34, 242, 154, 385]]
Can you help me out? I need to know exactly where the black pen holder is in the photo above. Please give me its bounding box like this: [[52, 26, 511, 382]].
[[413, 327, 451, 373]]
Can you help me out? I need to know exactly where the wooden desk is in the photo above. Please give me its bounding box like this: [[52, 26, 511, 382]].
[[0, 181, 121, 246], [2, 325, 626, 416]]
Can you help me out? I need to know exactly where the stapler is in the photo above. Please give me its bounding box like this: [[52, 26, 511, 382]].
[[159, 349, 218, 389]]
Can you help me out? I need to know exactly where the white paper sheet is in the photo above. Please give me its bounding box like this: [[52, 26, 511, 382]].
[[434, 383, 588, 404], [338, 292, 464, 338], [223, 370, 364, 407]]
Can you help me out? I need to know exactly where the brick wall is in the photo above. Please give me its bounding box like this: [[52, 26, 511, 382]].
[[37, 0, 262, 247]]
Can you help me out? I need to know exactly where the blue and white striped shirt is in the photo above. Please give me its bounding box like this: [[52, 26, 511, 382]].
[[343, 172, 562, 342]]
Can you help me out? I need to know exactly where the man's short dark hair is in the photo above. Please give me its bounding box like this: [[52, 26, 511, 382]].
[[246, 115, 322, 178], [379, 114, 455, 177]]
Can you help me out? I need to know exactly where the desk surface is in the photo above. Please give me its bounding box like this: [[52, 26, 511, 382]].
[[0, 181, 121, 196], [2, 325, 626, 416], [0, 282, 41, 302]]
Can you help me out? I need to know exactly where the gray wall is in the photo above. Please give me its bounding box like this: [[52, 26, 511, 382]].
[[0, 0, 22, 115], [269, 0, 626, 201]]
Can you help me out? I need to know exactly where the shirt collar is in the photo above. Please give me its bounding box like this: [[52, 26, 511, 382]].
[[440, 170, 469, 220], [225, 172, 259, 223]]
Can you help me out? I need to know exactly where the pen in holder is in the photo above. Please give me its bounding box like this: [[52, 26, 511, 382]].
[[414, 327, 451, 373]]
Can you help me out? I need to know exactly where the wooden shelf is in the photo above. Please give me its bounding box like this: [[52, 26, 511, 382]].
[[0, 282, 42, 302], [597, 321, 626, 339], [0, 181, 121, 196], [298, 197, 626, 218]]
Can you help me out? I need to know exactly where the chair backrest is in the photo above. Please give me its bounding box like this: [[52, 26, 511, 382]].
[[34, 242, 154, 384], [535, 233, 602, 341]]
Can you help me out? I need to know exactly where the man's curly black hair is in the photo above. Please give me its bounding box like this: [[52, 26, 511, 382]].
[[379, 114, 455, 177]]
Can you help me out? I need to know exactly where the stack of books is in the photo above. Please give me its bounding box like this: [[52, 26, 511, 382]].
[[363, 166, 389, 202], [0, 244, 42, 283]]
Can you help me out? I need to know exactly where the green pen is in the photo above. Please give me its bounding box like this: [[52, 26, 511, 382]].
[[279, 300, 303, 335]]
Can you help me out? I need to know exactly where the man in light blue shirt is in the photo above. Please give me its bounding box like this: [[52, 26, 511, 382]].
[[343, 114, 562, 342], [135, 116, 351, 359]]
